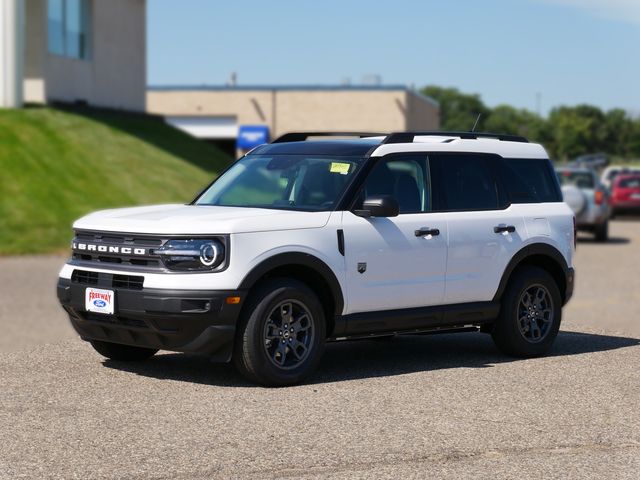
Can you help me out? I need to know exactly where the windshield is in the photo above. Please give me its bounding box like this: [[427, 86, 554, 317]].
[[195, 154, 363, 211], [557, 170, 594, 189]]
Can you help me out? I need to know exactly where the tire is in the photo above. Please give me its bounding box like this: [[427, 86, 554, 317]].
[[233, 278, 326, 387], [561, 186, 586, 216], [90, 340, 158, 361], [492, 266, 562, 358], [594, 220, 609, 242]]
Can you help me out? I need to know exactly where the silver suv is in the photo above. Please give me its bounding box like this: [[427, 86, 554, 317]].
[[557, 167, 610, 242]]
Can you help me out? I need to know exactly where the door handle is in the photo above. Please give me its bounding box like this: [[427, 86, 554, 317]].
[[494, 225, 516, 234], [415, 227, 440, 237]]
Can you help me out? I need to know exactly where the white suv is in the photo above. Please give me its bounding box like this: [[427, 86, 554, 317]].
[[57, 131, 576, 386]]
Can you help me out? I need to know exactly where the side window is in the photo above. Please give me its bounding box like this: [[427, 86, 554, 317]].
[[498, 158, 561, 203], [430, 154, 499, 211], [358, 156, 431, 214]]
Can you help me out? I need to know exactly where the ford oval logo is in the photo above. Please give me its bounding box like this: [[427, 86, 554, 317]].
[[93, 299, 107, 308]]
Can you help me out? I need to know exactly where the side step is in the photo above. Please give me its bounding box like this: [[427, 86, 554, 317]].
[[329, 325, 480, 342]]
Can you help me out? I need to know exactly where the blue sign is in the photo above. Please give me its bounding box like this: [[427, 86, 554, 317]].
[[237, 125, 269, 150]]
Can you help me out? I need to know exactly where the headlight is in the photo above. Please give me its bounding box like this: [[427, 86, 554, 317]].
[[155, 239, 226, 271]]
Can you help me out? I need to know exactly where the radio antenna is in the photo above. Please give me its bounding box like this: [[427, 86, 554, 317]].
[[471, 113, 482, 132]]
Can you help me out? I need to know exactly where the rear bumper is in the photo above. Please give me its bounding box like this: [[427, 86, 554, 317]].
[[611, 202, 640, 214], [57, 276, 245, 362]]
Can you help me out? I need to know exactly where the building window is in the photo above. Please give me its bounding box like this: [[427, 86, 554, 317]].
[[48, 0, 91, 60]]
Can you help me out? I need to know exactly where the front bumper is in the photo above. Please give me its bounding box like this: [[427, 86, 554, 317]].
[[57, 273, 245, 362]]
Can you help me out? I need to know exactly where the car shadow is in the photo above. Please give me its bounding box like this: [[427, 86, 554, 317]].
[[101, 330, 639, 388], [612, 215, 640, 222], [577, 236, 630, 245]]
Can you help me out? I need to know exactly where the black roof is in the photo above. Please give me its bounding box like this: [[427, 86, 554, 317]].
[[250, 138, 382, 157]]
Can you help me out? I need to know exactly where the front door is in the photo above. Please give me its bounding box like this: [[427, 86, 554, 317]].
[[342, 154, 447, 315]]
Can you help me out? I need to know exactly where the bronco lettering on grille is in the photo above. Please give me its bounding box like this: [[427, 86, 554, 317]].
[[73, 243, 147, 255]]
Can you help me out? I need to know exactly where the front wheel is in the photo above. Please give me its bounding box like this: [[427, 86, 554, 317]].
[[90, 340, 158, 361], [234, 278, 326, 387], [492, 266, 562, 357]]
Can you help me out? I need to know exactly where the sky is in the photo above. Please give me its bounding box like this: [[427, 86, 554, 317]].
[[148, 0, 640, 116]]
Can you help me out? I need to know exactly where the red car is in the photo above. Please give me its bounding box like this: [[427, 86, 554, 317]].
[[611, 174, 640, 216]]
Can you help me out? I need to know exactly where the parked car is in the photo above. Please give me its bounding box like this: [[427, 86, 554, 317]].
[[57, 131, 575, 386], [556, 167, 610, 242], [601, 166, 640, 190], [610, 174, 640, 217], [570, 153, 609, 171]]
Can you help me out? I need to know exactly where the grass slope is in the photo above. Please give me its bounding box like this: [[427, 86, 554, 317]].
[[0, 106, 231, 254]]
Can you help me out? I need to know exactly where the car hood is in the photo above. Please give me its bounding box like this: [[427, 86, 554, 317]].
[[73, 204, 332, 235]]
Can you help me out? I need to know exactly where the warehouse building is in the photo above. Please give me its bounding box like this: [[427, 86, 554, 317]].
[[147, 85, 440, 154], [1, 0, 146, 111]]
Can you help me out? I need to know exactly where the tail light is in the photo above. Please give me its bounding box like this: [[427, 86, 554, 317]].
[[573, 216, 577, 249], [594, 189, 604, 205]]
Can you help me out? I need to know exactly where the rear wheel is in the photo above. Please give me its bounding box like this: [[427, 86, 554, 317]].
[[234, 278, 326, 387], [594, 220, 609, 242], [492, 266, 562, 357], [90, 340, 158, 361]]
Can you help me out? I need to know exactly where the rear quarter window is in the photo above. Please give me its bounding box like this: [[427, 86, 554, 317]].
[[498, 158, 562, 203]]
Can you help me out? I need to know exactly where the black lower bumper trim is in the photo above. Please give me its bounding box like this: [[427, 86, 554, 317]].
[[57, 278, 245, 361]]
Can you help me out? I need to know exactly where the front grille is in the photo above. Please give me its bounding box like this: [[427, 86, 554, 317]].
[[72, 269, 144, 291], [71, 230, 166, 270]]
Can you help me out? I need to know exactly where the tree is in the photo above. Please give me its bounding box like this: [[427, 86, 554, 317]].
[[484, 105, 549, 143], [420, 84, 639, 161], [629, 118, 640, 157], [603, 109, 634, 157], [421, 86, 490, 131], [546, 105, 606, 160]]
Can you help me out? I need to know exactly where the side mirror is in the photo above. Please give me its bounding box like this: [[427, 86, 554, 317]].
[[354, 195, 399, 218]]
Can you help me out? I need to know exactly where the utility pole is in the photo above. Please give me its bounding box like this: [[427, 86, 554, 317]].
[[0, 0, 25, 108], [535, 92, 542, 116]]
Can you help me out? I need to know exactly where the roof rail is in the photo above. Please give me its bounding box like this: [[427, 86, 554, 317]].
[[381, 131, 529, 144], [272, 132, 386, 143]]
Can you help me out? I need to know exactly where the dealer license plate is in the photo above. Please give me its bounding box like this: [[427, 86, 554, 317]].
[[85, 288, 115, 315]]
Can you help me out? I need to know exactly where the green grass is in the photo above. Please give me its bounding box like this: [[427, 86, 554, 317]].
[[0, 106, 231, 255]]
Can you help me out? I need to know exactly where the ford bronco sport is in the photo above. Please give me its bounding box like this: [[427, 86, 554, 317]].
[[57, 131, 575, 386]]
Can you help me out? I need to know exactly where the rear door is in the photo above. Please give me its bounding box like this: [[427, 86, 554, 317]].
[[342, 154, 447, 315], [430, 153, 526, 304]]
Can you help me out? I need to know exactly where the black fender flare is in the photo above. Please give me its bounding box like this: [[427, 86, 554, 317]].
[[492, 243, 573, 303], [238, 252, 345, 315]]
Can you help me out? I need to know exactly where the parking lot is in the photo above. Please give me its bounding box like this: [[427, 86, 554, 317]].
[[1, 221, 639, 479]]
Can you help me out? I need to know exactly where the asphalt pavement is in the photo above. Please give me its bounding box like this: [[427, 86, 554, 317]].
[[1, 221, 639, 479]]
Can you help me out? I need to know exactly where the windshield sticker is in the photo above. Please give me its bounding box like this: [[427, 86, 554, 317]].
[[330, 162, 351, 175]]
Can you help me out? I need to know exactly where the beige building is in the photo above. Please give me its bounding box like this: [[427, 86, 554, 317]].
[[1, 0, 146, 110], [147, 86, 440, 150]]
